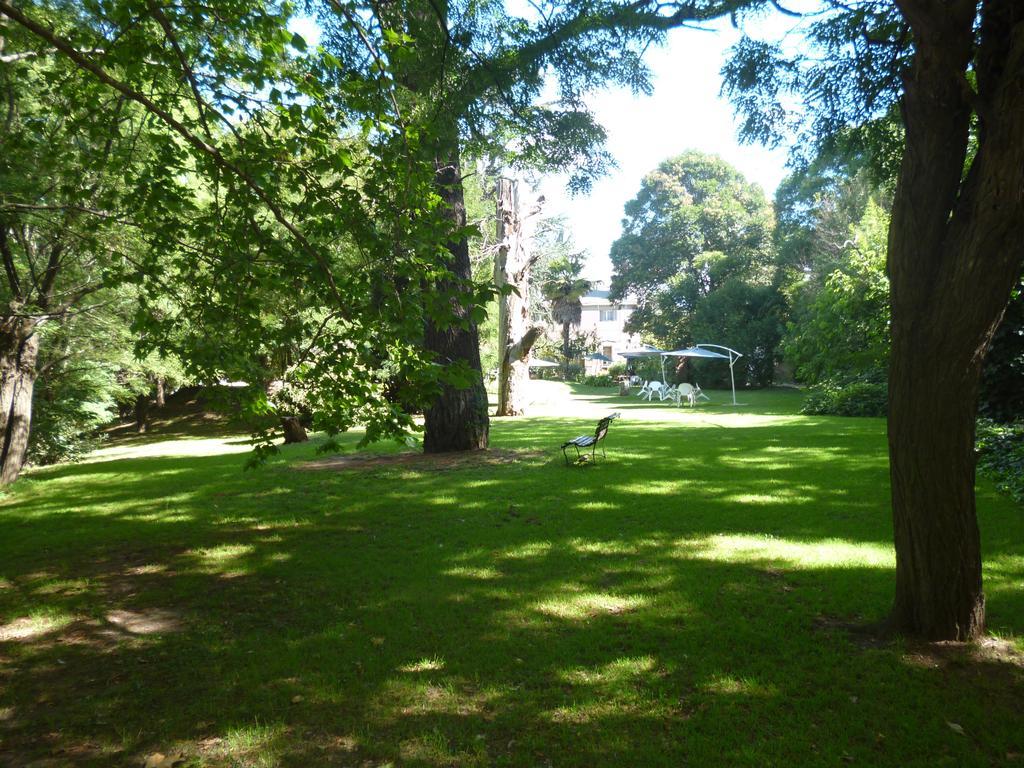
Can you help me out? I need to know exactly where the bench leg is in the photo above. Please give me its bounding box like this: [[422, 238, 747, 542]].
[[563, 443, 582, 466]]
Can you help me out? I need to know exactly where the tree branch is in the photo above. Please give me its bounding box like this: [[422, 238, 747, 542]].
[[0, 223, 22, 300], [147, 2, 214, 139], [508, 325, 544, 363], [38, 241, 63, 310], [0, 0, 343, 303], [0, 48, 104, 63]]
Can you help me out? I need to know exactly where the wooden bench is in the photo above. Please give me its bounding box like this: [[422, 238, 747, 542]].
[[561, 413, 620, 465]]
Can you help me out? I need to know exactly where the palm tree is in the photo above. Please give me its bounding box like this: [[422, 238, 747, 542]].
[[542, 253, 591, 379]]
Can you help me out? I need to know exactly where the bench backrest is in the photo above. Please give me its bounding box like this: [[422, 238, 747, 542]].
[[595, 413, 620, 442]]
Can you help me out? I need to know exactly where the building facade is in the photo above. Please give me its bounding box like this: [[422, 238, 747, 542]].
[[576, 290, 645, 372]]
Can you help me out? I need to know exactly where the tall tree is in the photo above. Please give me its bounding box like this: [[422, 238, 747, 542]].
[[884, 1, 1024, 639], [724, 0, 1024, 639], [493, 178, 545, 416]]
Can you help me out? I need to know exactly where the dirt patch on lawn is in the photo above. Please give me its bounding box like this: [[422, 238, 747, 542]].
[[813, 614, 1024, 675], [293, 448, 546, 472], [900, 636, 1024, 671]]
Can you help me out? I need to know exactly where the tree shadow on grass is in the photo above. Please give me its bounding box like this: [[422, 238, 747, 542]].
[[0, 411, 1021, 767]]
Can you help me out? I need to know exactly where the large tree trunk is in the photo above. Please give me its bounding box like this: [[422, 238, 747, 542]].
[[0, 320, 39, 485], [494, 178, 545, 416], [422, 140, 490, 453], [886, 0, 1024, 640]]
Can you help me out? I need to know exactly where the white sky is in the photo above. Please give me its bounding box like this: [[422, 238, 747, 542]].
[[538, 16, 801, 285]]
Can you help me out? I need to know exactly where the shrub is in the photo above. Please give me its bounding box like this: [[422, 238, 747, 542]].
[[30, 402, 107, 465], [564, 363, 585, 382], [976, 420, 1024, 504], [631, 357, 664, 383], [607, 363, 626, 378], [801, 376, 887, 417], [582, 374, 614, 387], [28, 358, 116, 465]]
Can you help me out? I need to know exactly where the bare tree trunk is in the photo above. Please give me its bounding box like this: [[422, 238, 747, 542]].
[[885, 0, 1024, 640], [494, 178, 545, 416], [423, 140, 490, 453], [0, 320, 39, 485]]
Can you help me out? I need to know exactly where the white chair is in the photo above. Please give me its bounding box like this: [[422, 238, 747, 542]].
[[693, 382, 710, 402], [676, 383, 696, 407], [644, 381, 664, 401], [636, 380, 650, 398], [658, 383, 676, 402]]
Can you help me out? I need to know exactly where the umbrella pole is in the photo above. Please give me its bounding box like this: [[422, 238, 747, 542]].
[[729, 353, 737, 405]]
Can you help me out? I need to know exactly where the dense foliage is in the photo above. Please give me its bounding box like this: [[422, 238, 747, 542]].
[[979, 281, 1024, 423], [783, 198, 890, 385], [976, 420, 1024, 504], [801, 376, 888, 418], [3, 0, 774, 477]]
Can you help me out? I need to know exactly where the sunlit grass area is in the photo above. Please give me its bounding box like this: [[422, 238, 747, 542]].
[[1, 384, 1022, 766]]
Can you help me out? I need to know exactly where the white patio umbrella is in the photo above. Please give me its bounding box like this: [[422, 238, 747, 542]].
[[660, 344, 744, 405], [619, 347, 666, 384], [619, 347, 665, 364]]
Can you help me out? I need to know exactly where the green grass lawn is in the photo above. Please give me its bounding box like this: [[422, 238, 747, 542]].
[[1, 384, 1022, 767]]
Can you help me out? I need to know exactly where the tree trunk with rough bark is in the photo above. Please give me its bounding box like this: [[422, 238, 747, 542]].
[[0, 319, 39, 485], [134, 393, 150, 434], [886, 0, 1024, 640], [561, 322, 572, 380], [494, 178, 546, 416], [422, 140, 490, 453], [155, 377, 166, 408]]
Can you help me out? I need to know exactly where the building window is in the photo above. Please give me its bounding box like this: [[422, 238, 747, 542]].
[[603, 345, 613, 359], [599, 309, 618, 322]]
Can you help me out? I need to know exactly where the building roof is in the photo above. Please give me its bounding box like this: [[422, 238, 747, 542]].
[[580, 289, 637, 308]]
